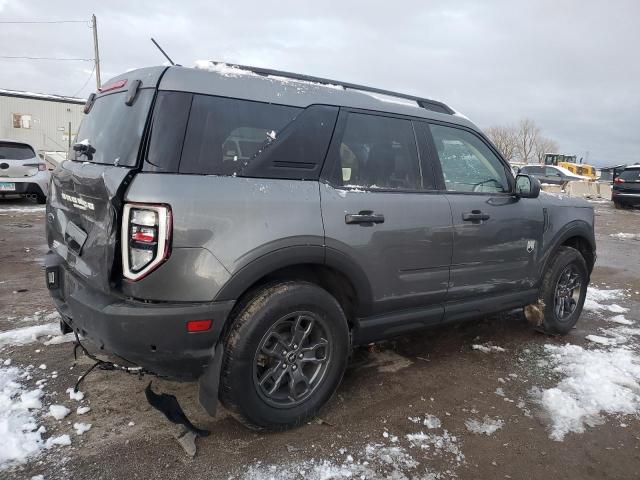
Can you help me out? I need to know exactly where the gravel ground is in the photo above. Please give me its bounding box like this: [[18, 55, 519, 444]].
[[1, 197, 639, 480]]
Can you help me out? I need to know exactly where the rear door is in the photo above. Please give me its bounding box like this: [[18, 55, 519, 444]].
[[420, 122, 544, 309], [47, 85, 155, 293], [320, 110, 453, 318]]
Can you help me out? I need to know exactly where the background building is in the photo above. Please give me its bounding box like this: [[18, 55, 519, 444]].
[[0, 89, 85, 166]]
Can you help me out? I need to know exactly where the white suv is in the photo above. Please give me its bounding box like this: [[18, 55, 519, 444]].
[[0, 140, 50, 203]]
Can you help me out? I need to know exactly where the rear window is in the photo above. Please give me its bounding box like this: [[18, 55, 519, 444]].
[[71, 89, 154, 167], [179, 95, 301, 175], [0, 142, 35, 160], [619, 169, 640, 181]]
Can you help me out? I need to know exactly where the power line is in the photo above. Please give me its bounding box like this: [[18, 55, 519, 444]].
[[71, 64, 96, 98], [0, 56, 93, 61], [0, 20, 88, 24]]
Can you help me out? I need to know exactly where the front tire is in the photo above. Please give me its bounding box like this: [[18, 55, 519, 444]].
[[220, 281, 349, 430], [538, 246, 588, 335]]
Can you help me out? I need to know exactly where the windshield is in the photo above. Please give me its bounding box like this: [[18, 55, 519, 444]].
[[71, 89, 154, 167], [0, 142, 36, 160]]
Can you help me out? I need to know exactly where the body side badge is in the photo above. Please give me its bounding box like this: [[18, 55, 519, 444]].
[[527, 240, 536, 254]]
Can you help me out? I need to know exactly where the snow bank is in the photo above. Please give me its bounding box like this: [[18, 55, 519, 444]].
[[0, 323, 60, 350], [534, 344, 640, 441], [465, 416, 504, 435]]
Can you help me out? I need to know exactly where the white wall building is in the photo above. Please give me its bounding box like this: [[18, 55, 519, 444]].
[[0, 89, 85, 156]]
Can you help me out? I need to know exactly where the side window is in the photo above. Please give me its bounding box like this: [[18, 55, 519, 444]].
[[545, 167, 560, 176], [179, 95, 301, 175], [429, 124, 509, 193], [330, 112, 422, 190]]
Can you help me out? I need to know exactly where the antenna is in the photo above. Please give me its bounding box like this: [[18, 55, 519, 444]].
[[151, 38, 175, 66]]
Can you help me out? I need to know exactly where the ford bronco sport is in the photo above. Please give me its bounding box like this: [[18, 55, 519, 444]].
[[45, 63, 596, 430]]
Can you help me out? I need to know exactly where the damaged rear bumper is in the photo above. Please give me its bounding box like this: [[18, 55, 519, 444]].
[[45, 251, 234, 380]]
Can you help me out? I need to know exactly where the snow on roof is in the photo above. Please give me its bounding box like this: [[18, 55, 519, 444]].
[[0, 88, 86, 104], [194, 60, 345, 91]]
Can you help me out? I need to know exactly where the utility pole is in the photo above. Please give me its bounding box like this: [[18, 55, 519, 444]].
[[91, 14, 101, 90]]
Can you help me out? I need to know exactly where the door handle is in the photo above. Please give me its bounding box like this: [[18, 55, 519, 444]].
[[345, 211, 385, 225], [462, 210, 490, 222]]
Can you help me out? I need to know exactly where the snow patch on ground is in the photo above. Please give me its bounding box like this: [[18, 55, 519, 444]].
[[48, 405, 70, 420], [607, 315, 635, 325], [0, 206, 46, 214], [241, 420, 462, 479], [465, 416, 505, 436], [66, 388, 84, 401], [472, 343, 506, 353], [584, 286, 626, 312], [586, 335, 617, 346], [0, 323, 61, 350], [610, 233, 640, 240], [533, 344, 640, 441], [0, 366, 45, 469], [73, 422, 92, 435], [43, 333, 75, 346]]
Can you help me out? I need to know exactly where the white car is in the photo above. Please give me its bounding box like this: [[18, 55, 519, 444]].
[[0, 140, 50, 203]]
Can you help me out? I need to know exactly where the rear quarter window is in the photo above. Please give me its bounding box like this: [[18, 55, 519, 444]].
[[179, 95, 301, 175], [0, 142, 35, 160]]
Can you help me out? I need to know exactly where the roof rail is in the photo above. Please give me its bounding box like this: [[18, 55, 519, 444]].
[[206, 61, 454, 115]]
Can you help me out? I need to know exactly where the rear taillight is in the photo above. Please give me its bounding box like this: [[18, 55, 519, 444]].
[[38, 164, 47, 171], [121, 203, 172, 280], [614, 177, 625, 184]]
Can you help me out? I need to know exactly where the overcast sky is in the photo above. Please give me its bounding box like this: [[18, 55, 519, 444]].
[[1, 0, 638, 166]]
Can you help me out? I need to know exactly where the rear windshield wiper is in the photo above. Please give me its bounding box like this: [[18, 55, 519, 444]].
[[73, 141, 96, 161]]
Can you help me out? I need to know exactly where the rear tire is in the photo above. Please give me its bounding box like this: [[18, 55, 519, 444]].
[[614, 201, 624, 210], [538, 246, 588, 335], [220, 281, 349, 430]]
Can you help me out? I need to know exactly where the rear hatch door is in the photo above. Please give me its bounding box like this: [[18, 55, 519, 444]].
[[0, 142, 39, 178], [47, 84, 155, 293], [616, 169, 640, 193]]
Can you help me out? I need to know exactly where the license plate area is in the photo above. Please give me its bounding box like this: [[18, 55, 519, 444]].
[[0, 182, 16, 191]]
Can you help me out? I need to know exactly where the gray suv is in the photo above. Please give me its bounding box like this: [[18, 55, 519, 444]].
[[45, 64, 596, 430]]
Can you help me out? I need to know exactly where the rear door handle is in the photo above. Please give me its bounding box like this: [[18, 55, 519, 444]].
[[345, 211, 385, 225], [462, 210, 490, 222]]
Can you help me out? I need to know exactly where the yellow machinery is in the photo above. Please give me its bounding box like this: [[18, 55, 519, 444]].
[[544, 153, 597, 180]]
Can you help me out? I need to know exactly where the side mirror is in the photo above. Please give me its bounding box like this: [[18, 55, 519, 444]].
[[515, 174, 541, 198]]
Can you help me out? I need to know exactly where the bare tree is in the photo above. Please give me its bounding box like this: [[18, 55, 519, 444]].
[[485, 125, 518, 162], [516, 118, 540, 164], [534, 136, 559, 164]]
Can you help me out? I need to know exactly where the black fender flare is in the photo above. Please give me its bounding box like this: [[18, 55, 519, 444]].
[[214, 244, 374, 314], [538, 220, 596, 282]]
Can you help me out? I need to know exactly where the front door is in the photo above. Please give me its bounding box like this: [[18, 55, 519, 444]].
[[320, 111, 453, 317], [423, 122, 544, 305]]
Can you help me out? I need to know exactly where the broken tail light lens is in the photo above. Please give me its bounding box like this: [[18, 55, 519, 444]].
[[121, 203, 172, 280]]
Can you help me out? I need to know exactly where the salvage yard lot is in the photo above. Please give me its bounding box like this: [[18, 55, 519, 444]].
[[1, 198, 639, 480]]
